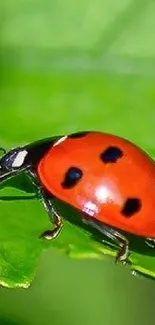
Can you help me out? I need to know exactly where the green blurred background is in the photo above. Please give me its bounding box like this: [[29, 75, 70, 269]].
[[1, 0, 155, 324]]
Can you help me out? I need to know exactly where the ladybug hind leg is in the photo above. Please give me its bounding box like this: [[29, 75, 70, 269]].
[[82, 218, 129, 263], [145, 238, 155, 248], [101, 225, 129, 263], [28, 171, 63, 240]]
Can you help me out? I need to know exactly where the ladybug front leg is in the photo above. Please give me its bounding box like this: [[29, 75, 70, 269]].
[[28, 171, 63, 240], [38, 187, 63, 240]]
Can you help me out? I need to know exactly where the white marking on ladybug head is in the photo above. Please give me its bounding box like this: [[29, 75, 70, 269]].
[[53, 136, 67, 147], [12, 150, 28, 168]]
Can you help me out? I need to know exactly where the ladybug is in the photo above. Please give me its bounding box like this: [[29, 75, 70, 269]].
[[0, 131, 155, 263]]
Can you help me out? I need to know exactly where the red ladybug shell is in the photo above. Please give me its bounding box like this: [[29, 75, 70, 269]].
[[37, 132, 155, 238]]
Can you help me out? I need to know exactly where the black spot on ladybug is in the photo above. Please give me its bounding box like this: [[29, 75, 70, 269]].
[[121, 198, 141, 217], [61, 167, 83, 188], [68, 131, 90, 139], [100, 146, 123, 163]]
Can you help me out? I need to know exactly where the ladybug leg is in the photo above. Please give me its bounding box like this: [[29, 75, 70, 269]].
[[145, 237, 155, 248], [82, 218, 129, 263], [27, 171, 63, 240], [38, 187, 63, 240], [99, 225, 129, 263]]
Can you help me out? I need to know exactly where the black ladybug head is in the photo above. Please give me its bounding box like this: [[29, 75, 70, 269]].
[[0, 148, 28, 171]]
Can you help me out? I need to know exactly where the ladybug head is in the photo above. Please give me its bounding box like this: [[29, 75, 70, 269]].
[[0, 147, 29, 181]]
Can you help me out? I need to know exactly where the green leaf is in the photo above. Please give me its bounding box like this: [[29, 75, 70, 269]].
[[1, 0, 155, 288]]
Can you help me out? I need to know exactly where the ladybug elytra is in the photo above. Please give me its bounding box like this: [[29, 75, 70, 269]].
[[0, 131, 155, 263]]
